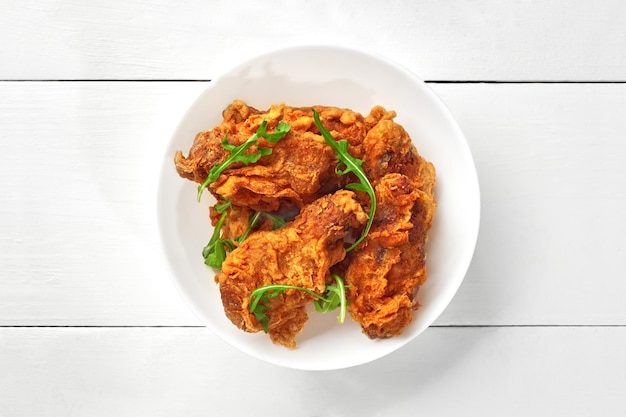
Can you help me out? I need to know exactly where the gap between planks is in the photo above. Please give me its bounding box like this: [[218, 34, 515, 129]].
[[1, 80, 626, 83]]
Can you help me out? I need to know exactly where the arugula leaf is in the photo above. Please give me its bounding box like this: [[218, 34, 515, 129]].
[[214, 199, 233, 214], [260, 212, 288, 230], [201, 199, 234, 268], [249, 285, 291, 333], [235, 211, 289, 245], [313, 275, 348, 324], [234, 211, 263, 245], [249, 275, 349, 333], [312, 109, 376, 251], [203, 203, 290, 269], [197, 120, 291, 201], [201, 212, 235, 268]]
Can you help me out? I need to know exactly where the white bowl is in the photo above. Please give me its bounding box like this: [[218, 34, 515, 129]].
[[157, 45, 480, 370]]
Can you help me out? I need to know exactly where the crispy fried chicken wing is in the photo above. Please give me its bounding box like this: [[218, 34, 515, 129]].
[[216, 190, 367, 348]]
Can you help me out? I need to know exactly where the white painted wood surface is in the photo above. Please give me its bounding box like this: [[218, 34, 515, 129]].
[[1, 327, 625, 416], [1, 0, 626, 415], [2, 0, 626, 81], [2, 82, 625, 326]]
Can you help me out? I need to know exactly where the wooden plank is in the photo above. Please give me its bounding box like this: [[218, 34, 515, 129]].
[[1, 0, 625, 81], [1, 82, 625, 326], [0, 81, 205, 326], [1, 326, 624, 416], [431, 83, 626, 325]]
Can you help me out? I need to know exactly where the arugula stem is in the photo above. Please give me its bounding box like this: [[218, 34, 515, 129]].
[[196, 133, 259, 201], [201, 210, 231, 268], [312, 110, 376, 251], [235, 211, 263, 244], [249, 275, 349, 332], [196, 120, 290, 201], [334, 274, 347, 324]]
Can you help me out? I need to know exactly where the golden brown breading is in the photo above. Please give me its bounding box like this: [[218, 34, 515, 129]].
[[361, 117, 421, 184], [174, 101, 261, 184], [216, 190, 367, 348], [339, 113, 436, 339], [209, 204, 251, 245], [209, 202, 301, 254], [175, 100, 437, 346], [342, 172, 436, 339], [174, 100, 368, 211]]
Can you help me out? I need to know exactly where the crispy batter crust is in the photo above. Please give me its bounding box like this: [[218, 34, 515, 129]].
[[174, 100, 436, 346], [342, 172, 436, 339], [216, 190, 367, 348], [175, 100, 367, 211]]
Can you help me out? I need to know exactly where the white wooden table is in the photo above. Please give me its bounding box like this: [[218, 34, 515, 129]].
[[2, 1, 625, 415]]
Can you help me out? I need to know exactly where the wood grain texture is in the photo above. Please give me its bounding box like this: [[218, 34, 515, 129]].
[[1, 326, 625, 416], [1, 82, 625, 326], [0, 81, 205, 326], [2, 0, 625, 81], [3, 1, 626, 415], [432, 82, 626, 325]]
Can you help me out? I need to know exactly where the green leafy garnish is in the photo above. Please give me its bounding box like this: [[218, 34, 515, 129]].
[[201, 199, 235, 268], [202, 202, 289, 269], [197, 120, 291, 201], [259, 212, 289, 230], [313, 274, 348, 324], [235, 210, 289, 245], [249, 274, 348, 333], [312, 109, 376, 251]]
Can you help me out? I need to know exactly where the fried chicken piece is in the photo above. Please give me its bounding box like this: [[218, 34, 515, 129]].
[[174, 100, 368, 211], [176, 100, 437, 344], [343, 171, 436, 339], [338, 113, 436, 338], [216, 190, 368, 348]]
